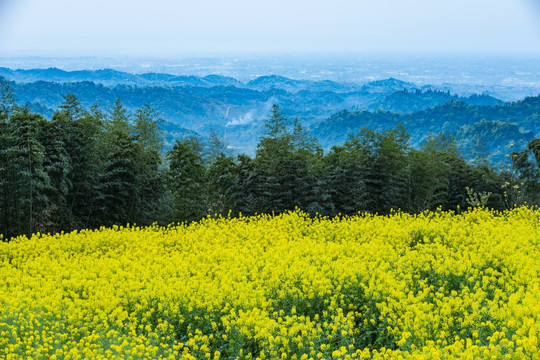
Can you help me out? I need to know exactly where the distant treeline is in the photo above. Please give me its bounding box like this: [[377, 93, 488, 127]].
[[1, 81, 539, 239]]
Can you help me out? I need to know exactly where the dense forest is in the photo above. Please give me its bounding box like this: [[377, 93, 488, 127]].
[[1, 78, 539, 239], [315, 98, 540, 165]]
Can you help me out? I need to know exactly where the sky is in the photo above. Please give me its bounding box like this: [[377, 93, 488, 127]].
[[1, 0, 540, 56]]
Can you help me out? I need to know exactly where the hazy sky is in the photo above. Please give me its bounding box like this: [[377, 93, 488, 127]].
[[1, 0, 540, 56]]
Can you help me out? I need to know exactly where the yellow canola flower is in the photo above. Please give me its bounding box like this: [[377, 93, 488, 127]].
[[0, 207, 539, 359]]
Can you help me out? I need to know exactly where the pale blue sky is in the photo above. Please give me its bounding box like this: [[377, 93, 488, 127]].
[[1, 0, 540, 56]]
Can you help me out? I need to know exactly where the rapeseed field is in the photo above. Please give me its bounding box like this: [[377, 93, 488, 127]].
[[0, 207, 539, 359]]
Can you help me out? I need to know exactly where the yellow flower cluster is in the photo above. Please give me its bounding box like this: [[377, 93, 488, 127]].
[[0, 207, 539, 359]]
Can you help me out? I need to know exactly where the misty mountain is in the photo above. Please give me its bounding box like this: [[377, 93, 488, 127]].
[[4, 69, 507, 126], [370, 89, 503, 113], [0, 67, 425, 95], [313, 99, 539, 166], [246, 75, 358, 93], [0, 67, 243, 88], [360, 77, 417, 94], [5, 74, 434, 150], [4, 68, 537, 162]]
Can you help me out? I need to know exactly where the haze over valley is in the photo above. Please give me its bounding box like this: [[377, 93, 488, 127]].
[[1, 54, 539, 165]]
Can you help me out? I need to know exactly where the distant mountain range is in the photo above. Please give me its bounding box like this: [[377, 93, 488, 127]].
[[0, 67, 242, 88], [1, 67, 538, 165]]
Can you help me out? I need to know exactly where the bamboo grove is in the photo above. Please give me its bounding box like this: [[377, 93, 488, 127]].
[[1, 79, 540, 239]]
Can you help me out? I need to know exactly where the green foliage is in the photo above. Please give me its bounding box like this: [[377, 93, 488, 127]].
[[167, 137, 207, 222], [0, 96, 169, 237], [315, 100, 539, 166], [204, 129, 233, 166], [510, 141, 540, 205], [230, 154, 259, 216], [6, 109, 50, 236], [254, 105, 323, 214], [322, 145, 366, 215], [133, 104, 166, 224], [0, 98, 536, 240], [529, 139, 540, 168], [207, 154, 238, 216], [58, 93, 83, 121], [340, 125, 409, 214], [370, 89, 501, 113], [39, 120, 72, 231], [465, 187, 492, 208], [0, 78, 16, 121], [67, 106, 105, 229]]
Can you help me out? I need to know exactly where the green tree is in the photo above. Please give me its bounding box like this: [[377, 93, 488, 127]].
[[133, 104, 166, 224], [57, 93, 83, 121], [290, 119, 326, 214], [51, 96, 105, 229], [406, 133, 453, 212], [230, 154, 259, 216], [529, 139, 540, 168], [207, 153, 238, 216], [98, 99, 139, 225], [7, 109, 50, 236], [0, 79, 16, 237], [254, 105, 294, 213], [510, 144, 540, 205], [69, 105, 105, 228], [321, 145, 366, 215], [205, 129, 233, 165], [100, 131, 138, 226], [108, 98, 131, 133], [345, 125, 409, 214], [254, 105, 324, 214], [39, 120, 72, 232], [0, 78, 16, 121], [167, 137, 207, 222]]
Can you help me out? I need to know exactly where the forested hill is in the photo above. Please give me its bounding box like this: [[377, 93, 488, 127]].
[[1, 68, 521, 155], [2, 69, 539, 164], [369, 89, 502, 113], [314, 98, 540, 166]]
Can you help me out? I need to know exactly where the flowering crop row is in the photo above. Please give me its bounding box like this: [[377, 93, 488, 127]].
[[0, 207, 539, 359]]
